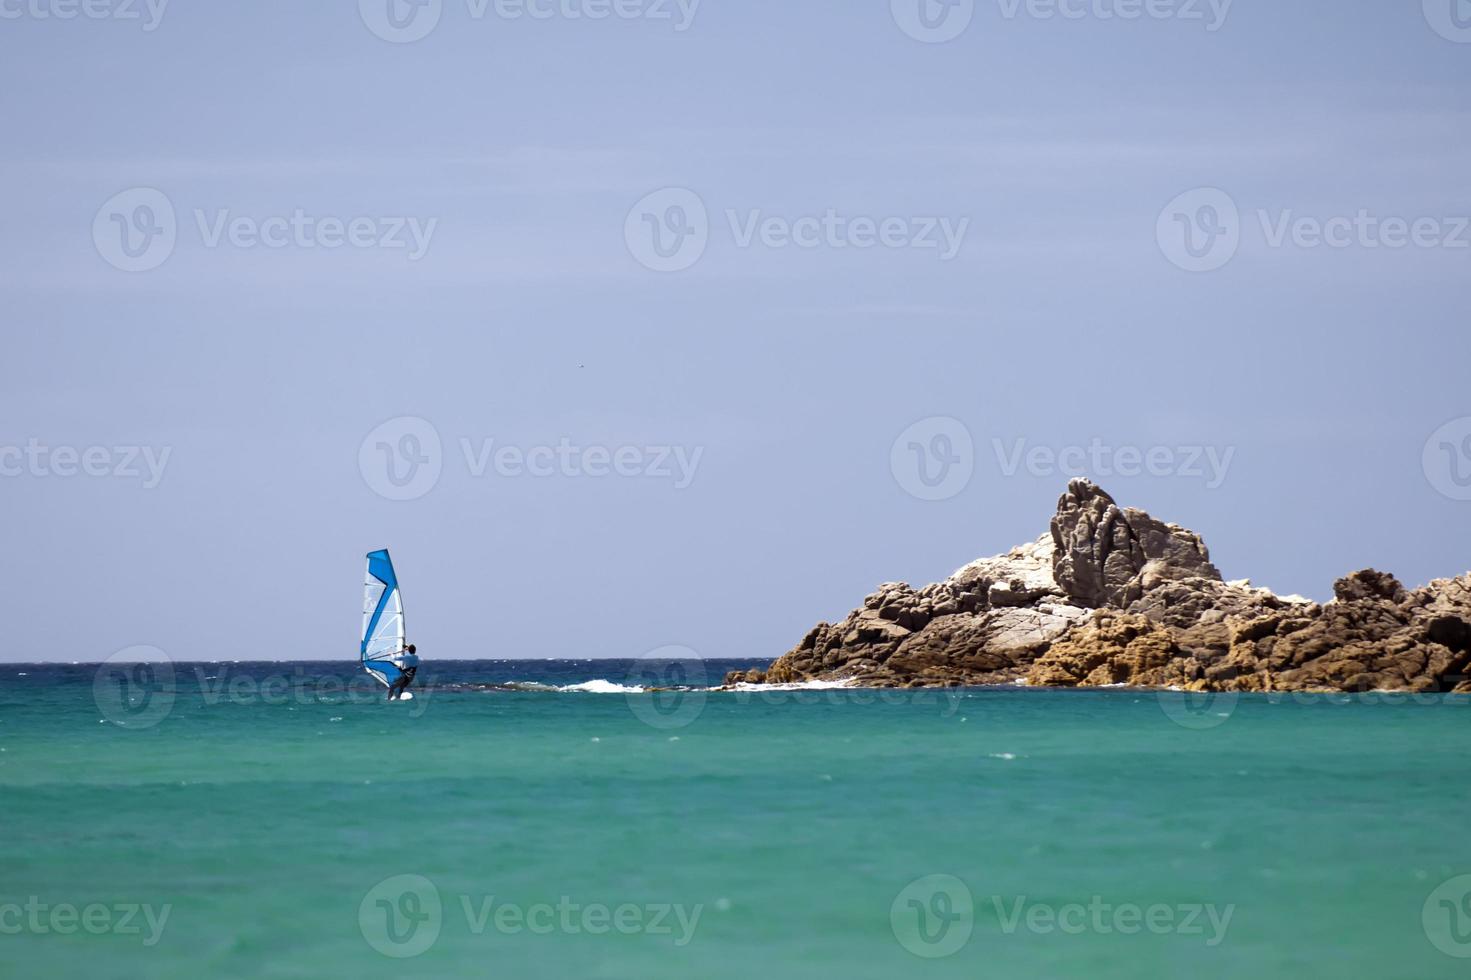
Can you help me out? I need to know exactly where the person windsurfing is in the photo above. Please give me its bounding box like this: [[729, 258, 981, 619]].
[[387, 644, 419, 700]]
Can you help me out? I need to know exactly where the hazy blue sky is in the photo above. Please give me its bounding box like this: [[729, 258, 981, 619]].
[[2, 0, 1469, 662]]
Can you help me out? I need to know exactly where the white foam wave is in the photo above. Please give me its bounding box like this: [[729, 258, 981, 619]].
[[724, 679, 857, 692], [555, 679, 647, 694]]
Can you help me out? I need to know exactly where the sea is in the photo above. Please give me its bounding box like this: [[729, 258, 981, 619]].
[[1, 658, 1468, 979]]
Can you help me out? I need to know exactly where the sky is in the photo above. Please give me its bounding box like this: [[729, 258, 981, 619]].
[[2, 0, 1469, 662]]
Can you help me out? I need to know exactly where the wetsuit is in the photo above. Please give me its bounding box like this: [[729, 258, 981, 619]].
[[387, 653, 419, 700], [389, 666, 417, 700]]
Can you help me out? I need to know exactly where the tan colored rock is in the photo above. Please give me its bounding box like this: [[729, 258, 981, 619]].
[[754, 481, 1471, 693], [1027, 613, 1182, 687]]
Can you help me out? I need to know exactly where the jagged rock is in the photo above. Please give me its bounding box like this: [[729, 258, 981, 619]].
[[1333, 569, 1408, 604], [744, 480, 1471, 693], [1047, 480, 1222, 608], [1125, 509, 1221, 585], [1050, 480, 1146, 607]]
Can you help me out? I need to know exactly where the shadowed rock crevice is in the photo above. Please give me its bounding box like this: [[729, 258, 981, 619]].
[[729, 479, 1471, 694]]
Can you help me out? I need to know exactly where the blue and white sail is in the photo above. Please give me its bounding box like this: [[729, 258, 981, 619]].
[[361, 549, 406, 689]]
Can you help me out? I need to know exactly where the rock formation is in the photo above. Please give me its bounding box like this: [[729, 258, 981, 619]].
[[728, 479, 1471, 693]]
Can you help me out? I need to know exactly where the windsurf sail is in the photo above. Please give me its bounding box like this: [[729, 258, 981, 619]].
[[361, 549, 406, 689]]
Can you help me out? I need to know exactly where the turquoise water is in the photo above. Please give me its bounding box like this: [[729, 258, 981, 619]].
[[2, 661, 1468, 979]]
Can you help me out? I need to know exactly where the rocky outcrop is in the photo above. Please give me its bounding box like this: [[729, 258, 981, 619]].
[[730, 479, 1471, 694]]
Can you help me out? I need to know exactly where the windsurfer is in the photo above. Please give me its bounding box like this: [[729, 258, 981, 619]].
[[388, 644, 419, 700]]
